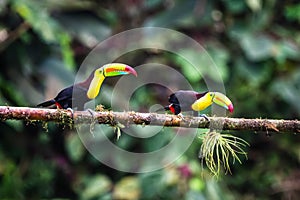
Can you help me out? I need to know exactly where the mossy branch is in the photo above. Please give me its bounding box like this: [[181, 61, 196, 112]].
[[0, 106, 299, 133]]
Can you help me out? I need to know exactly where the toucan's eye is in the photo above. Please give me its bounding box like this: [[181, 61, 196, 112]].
[[94, 69, 103, 76], [98, 69, 103, 74]]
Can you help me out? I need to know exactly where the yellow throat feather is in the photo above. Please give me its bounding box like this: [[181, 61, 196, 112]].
[[191, 93, 213, 111], [87, 70, 105, 99]]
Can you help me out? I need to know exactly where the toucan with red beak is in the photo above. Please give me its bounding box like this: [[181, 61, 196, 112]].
[[165, 90, 234, 116], [37, 63, 137, 110]]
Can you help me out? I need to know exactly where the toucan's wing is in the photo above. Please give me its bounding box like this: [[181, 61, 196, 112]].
[[52, 84, 93, 110], [51, 86, 74, 109]]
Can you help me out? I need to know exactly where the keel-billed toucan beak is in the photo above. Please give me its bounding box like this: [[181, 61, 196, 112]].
[[87, 63, 137, 99], [211, 92, 234, 113], [103, 63, 137, 77]]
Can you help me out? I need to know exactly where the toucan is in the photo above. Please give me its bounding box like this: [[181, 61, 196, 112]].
[[37, 63, 137, 110], [164, 90, 234, 116]]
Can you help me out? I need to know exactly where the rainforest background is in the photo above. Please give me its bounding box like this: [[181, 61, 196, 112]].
[[0, 0, 300, 199]]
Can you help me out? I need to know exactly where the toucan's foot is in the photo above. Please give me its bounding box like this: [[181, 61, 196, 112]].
[[199, 114, 209, 121], [66, 108, 74, 118], [87, 108, 97, 118], [177, 113, 184, 119], [87, 108, 97, 137]]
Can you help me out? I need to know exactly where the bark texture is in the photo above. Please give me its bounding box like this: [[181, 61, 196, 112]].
[[0, 106, 299, 133]]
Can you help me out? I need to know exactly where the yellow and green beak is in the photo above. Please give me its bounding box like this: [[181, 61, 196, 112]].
[[211, 92, 234, 113], [103, 63, 137, 77], [87, 63, 137, 99]]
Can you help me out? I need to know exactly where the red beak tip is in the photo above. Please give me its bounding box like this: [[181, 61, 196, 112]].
[[228, 104, 234, 113], [126, 66, 137, 77]]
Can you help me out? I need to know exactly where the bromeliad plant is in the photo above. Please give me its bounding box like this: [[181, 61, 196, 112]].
[[199, 131, 249, 177]]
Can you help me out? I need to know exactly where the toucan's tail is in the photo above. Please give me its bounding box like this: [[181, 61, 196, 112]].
[[37, 99, 56, 107]]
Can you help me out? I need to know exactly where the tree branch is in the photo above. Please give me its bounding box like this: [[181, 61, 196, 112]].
[[0, 106, 299, 133]]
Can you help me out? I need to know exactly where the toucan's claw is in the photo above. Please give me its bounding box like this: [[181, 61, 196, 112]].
[[87, 108, 97, 118], [66, 108, 74, 118], [199, 114, 209, 121], [87, 108, 97, 137], [177, 113, 184, 119]]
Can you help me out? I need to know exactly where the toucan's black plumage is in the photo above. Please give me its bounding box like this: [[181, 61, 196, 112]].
[[37, 73, 95, 110], [164, 90, 207, 115], [37, 85, 91, 110]]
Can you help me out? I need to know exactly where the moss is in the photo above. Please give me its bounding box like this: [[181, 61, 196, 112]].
[[57, 109, 74, 129], [25, 119, 39, 126], [95, 104, 105, 112], [41, 121, 49, 132]]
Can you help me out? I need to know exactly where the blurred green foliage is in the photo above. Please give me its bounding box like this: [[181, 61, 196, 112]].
[[0, 0, 300, 199]]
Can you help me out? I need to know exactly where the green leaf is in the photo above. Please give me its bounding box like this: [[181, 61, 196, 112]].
[[234, 59, 272, 87], [246, 0, 262, 12], [186, 191, 206, 200], [113, 176, 141, 200], [189, 177, 205, 191], [5, 121, 23, 132], [12, 0, 60, 43], [11, 0, 75, 70], [140, 171, 164, 199], [0, 155, 24, 199], [207, 46, 230, 82], [144, 0, 197, 28], [223, 0, 247, 14], [239, 33, 300, 63], [58, 33, 75, 70], [205, 180, 225, 200], [271, 70, 300, 113], [55, 12, 111, 48], [65, 133, 85, 162], [274, 40, 300, 63], [173, 52, 202, 82], [173, 48, 228, 83], [240, 34, 274, 61], [285, 4, 300, 22], [80, 175, 112, 200], [143, 128, 173, 152], [144, 0, 162, 9], [0, 74, 27, 106]]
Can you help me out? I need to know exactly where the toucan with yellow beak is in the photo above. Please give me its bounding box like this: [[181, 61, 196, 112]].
[[164, 90, 234, 116], [37, 63, 137, 110]]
